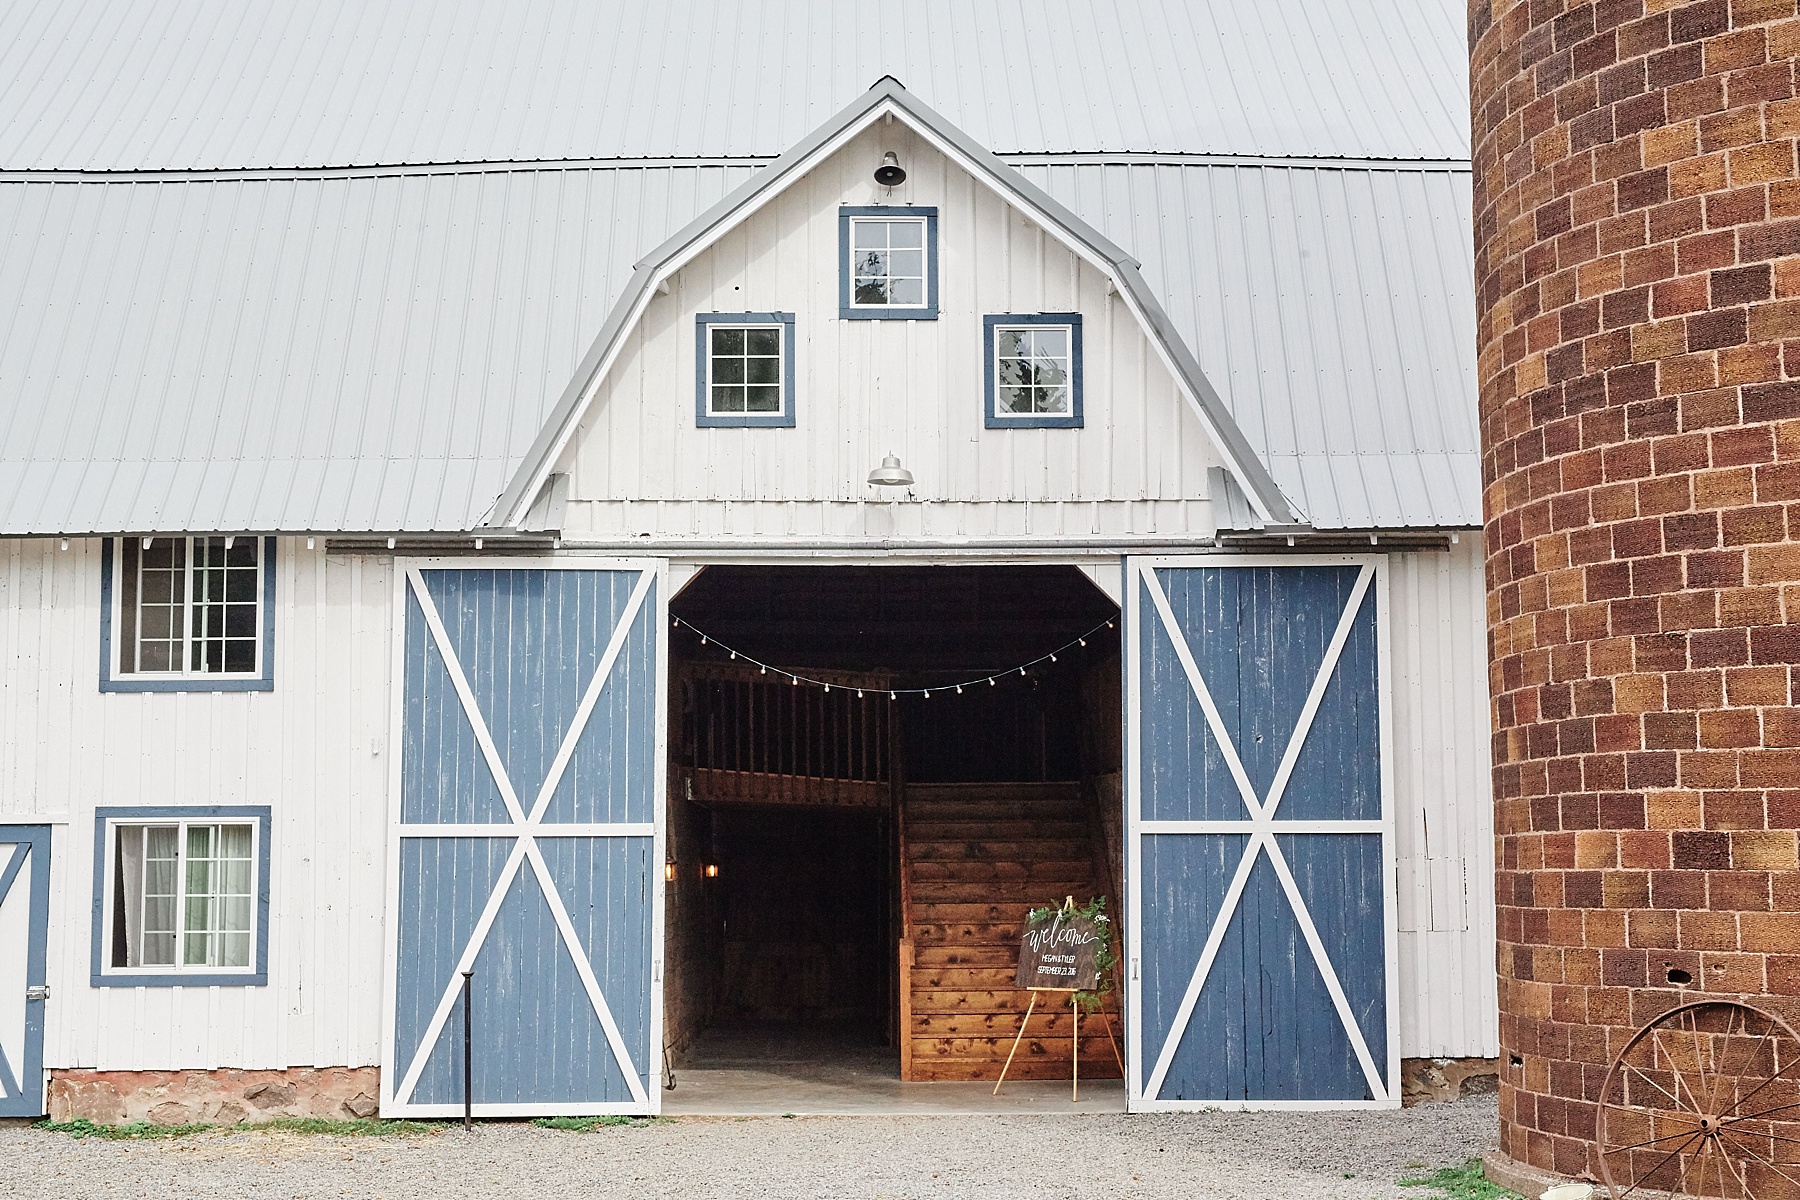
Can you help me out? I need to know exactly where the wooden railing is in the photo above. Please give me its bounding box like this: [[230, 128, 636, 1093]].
[[678, 663, 892, 807]]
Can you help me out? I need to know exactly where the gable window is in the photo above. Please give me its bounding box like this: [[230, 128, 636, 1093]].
[[92, 806, 271, 986], [984, 314, 1084, 429], [839, 207, 938, 320], [695, 313, 797, 428], [102, 537, 276, 691]]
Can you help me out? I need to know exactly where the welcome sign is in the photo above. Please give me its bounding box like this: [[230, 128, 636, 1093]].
[[1015, 909, 1101, 991]]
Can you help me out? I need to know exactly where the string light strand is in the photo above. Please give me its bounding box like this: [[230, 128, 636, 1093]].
[[668, 614, 1117, 696]]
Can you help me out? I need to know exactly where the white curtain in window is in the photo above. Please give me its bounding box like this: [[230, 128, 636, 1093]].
[[116, 827, 143, 967]]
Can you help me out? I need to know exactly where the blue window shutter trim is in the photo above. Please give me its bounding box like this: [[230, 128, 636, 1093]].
[[838, 206, 939, 320], [694, 313, 798, 428], [90, 805, 273, 987], [983, 313, 1085, 429], [100, 536, 277, 693]]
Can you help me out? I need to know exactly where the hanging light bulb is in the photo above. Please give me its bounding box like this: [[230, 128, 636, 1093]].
[[760, 665, 767, 674], [729, 650, 737, 659], [824, 684, 831, 693], [923, 689, 931, 699], [856, 689, 864, 698], [701, 635, 708, 645], [988, 678, 995, 686], [1019, 667, 1026, 676], [956, 685, 963, 694], [889, 690, 897, 700], [1079, 638, 1087, 647], [1050, 653, 1057, 662]]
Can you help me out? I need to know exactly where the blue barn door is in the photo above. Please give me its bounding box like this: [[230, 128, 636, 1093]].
[[1126, 557, 1395, 1110], [383, 560, 664, 1117], [0, 826, 50, 1118]]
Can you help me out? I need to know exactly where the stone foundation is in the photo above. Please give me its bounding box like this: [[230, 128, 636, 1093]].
[[47, 1067, 381, 1125], [1398, 1056, 1502, 1104]]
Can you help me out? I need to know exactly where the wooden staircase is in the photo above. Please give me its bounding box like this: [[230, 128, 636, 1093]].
[[899, 782, 1123, 1082]]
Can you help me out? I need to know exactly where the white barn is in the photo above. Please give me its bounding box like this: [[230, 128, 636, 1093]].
[[0, 0, 1490, 1119]]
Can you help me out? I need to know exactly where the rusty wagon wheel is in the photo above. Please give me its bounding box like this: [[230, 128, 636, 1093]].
[[1597, 999, 1800, 1199]]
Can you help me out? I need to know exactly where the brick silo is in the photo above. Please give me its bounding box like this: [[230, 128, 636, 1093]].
[[1471, 0, 1800, 1183]]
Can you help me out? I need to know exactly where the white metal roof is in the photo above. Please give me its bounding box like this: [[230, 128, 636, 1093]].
[[0, 2, 1477, 537], [1020, 162, 1479, 531], [0, 0, 1469, 170], [0, 157, 1475, 535]]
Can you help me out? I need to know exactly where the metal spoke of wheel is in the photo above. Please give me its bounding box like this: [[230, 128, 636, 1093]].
[[1723, 1135, 1800, 1195], [1626, 1060, 1686, 1111], [1702, 1006, 1739, 1118], [1711, 1005, 1761, 1119], [1620, 1130, 1706, 1199], [1658, 1015, 1706, 1117], [1720, 1007, 1778, 1122], [1725, 1101, 1800, 1128], [1721, 1125, 1800, 1149], [1606, 1124, 1706, 1155]]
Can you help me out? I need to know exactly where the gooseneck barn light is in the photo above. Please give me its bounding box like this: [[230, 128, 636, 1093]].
[[866, 453, 914, 487], [874, 151, 906, 186]]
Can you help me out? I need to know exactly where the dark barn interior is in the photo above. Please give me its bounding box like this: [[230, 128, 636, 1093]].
[[662, 565, 1125, 1087]]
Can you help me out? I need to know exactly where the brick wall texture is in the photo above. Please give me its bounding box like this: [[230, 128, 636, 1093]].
[[1471, 0, 1800, 1179]]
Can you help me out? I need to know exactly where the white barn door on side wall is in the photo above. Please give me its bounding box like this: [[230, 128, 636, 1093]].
[[381, 560, 666, 1116], [0, 826, 50, 1117], [1126, 557, 1397, 1110]]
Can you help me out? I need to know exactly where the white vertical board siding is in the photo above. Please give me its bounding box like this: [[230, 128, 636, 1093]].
[[1387, 537, 1497, 1058], [558, 122, 1221, 542], [0, 538, 391, 1071]]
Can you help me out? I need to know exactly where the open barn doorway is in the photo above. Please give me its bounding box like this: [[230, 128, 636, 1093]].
[[660, 564, 1124, 1113]]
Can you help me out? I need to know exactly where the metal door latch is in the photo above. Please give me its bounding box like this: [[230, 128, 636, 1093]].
[[24, 985, 48, 1001]]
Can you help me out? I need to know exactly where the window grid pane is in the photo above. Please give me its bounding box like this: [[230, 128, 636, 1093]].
[[190, 537, 259, 675], [995, 326, 1073, 415], [121, 537, 263, 678], [709, 326, 784, 415], [851, 219, 927, 307], [179, 823, 256, 970], [140, 826, 179, 966], [133, 539, 186, 673]]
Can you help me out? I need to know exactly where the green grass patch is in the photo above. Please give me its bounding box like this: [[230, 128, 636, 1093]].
[[531, 1115, 666, 1131], [254, 1117, 442, 1136], [37, 1115, 444, 1140], [1400, 1158, 1524, 1200], [36, 1118, 212, 1140]]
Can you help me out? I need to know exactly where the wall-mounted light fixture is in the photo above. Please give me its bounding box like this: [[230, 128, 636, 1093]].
[[874, 151, 906, 187], [867, 453, 914, 487], [704, 863, 720, 879], [664, 858, 677, 883]]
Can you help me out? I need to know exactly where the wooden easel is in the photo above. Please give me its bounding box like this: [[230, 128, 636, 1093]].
[[992, 898, 1125, 1100]]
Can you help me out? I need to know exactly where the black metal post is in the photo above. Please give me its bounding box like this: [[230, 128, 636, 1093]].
[[461, 969, 473, 1130]]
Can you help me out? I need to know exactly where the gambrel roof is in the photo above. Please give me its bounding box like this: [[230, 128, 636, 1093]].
[[0, 0, 1477, 536]]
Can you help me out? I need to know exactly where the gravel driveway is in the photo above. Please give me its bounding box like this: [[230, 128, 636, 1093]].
[[0, 1094, 1499, 1200]]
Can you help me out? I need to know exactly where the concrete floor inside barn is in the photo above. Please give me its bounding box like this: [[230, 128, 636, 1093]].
[[663, 1023, 1126, 1115]]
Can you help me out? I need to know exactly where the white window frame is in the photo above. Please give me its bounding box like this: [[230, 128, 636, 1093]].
[[105, 535, 270, 688], [704, 322, 789, 419], [97, 814, 263, 982], [846, 215, 930, 309]]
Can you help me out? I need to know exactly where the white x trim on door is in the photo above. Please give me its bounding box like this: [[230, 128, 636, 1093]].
[[1136, 562, 1390, 1104], [389, 565, 656, 1109]]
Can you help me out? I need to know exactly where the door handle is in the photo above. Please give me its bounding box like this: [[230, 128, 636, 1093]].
[[24, 985, 48, 1001]]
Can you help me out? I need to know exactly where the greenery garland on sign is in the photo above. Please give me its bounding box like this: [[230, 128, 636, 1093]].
[[1025, 895, 1118, 1012]]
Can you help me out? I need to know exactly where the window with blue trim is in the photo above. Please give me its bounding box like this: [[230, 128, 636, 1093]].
[[102, 536, 276, 692], [839, 207, 938, 320], [695, 313, 797, 428], [984, 314, 1084, 429], [93, 806, 271, 987]]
